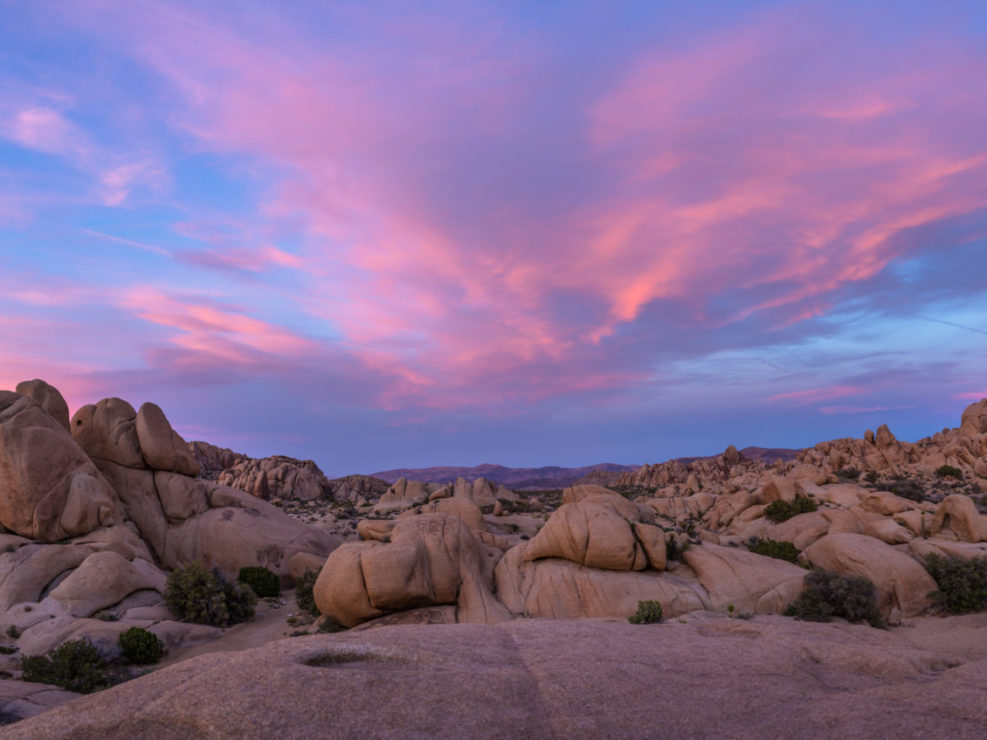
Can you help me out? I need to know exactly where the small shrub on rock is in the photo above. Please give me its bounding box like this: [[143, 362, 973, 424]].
[[764, 497, 818, 523], [628, 600, 663, 624], [747, 537, 801, 564], [238, 566, 281, 598], [165, 562, 257, 627], [785, 570, 883, 628], [835, 468, 861, 480], [295, 569, 319, 615], [924, 554, 987, 614], [118, 627, 163, 665], [21, 639, 107, 693], [935, 465, 963, 480]]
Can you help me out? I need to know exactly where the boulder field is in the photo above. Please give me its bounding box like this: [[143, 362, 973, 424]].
[[1, 379, 986, 732], [0, 380, 338, 697]]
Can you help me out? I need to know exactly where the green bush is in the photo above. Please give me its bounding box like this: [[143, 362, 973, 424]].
[[165, 562, 257, 627], [889, 479, 927, 502], [21, 639, 107, 693], [785, 569, 884, 628], [238, 566, 281, 598], [935, 465, 963, 479], [835, 468, 861, 480], [295, 569, 319, 615], [748, 537, 801, 564], [924, 554, 987, 614], [764, 497, 818, 523], [118, 627, 163, 665], [628, 600, 663, 624]]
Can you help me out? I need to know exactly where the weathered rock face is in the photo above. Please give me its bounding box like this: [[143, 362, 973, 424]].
[[163, 487, 339, 578], [188, 440, 249, 480], [495, 543, 708, 619], [524, 494, 664, 571], [135, 402, 200, 476], [314, 514, 508, 627], [217, 455, 330, 501], [801, 533, 937, 620], [683, 544, 807, 614], [70, 397, 145, 469], [15, 379, 70, 432], [0, 392, 118, 541], [930, 494, 987, 542]]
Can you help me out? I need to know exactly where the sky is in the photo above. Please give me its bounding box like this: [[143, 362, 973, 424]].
[[1, 0, 986, 476]]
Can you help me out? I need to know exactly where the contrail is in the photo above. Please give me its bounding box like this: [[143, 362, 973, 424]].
[[81, 228, 171, 257], [918, 315, 987, 337]]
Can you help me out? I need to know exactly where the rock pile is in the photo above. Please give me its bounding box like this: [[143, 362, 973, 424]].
[[0, 379, 339, 704], [310, 401, 987, 632]]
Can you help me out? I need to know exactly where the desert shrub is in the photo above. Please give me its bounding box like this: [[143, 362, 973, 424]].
[[165, 562, 256, 627], [628, 600, 663, 624], [747, 537, 801, 564], [835, 468, 861, 480], [295, 569, 319, 615], [888, 479, 927, 502], [238, 566, 281, 598], [118, 627, 163, 665], [785, 569, 883, 628], [924, 554, 987, 614], [864, 470, 879, 484], [21, 639, 107, 693], [935, 465, 963, 480], [764, 497, 818, 523], [665, 537, 689, 562]]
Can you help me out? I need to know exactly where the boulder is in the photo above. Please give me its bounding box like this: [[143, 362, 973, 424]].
[[70, 398, 144, 469], [314, 514, 508, 628], [154, 471, 209, 521], [862, 518, 914, 545], [49, 551, 166, 617], [495, 543, 708, 619], [0, 544, 91, 612], [15, 380, 70, 432], [801, 533, 937, 618], [930, 495, 987, 543], [683, 544, 807, 614], [0, 392, 117, 541], [418, 497, 485, 532], [524, 499, 649, 571], [859, 491, 915, 516], [373, 478, 429, 513], [163, 492, 340, 577], [135, 402, 199, 476]]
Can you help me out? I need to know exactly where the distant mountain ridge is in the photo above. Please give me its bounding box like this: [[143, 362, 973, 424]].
[[370, 447, 800, 491], [369, 462, 639, 490]]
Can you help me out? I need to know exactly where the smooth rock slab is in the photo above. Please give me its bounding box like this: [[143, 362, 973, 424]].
[[5, 617, 987, 739]]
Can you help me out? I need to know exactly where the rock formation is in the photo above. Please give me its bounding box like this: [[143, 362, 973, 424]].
[[0, 380, 341, 694]]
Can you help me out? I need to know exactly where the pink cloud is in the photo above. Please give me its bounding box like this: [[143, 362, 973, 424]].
[[768, 386, 865, 405], [819, 405, 912, 416], [36, 2, 987, 412], [953, 391, 987, 401], [4, 106, 90, 158]]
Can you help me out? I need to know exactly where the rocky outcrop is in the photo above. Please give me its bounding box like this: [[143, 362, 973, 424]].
[[0, 391, 118, 541], [314, 514, 508, 627], [188, 440, 249, 480], [216, 455, 331, 502], [0, 379, 342, 676]]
